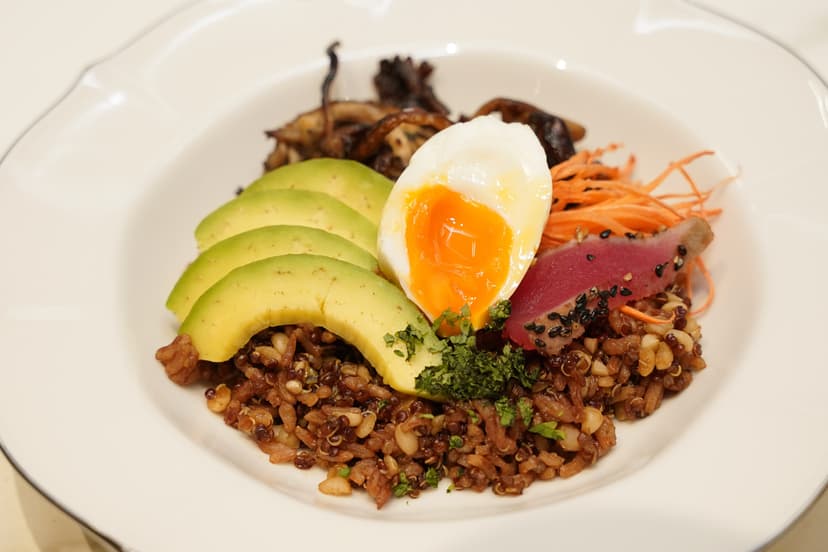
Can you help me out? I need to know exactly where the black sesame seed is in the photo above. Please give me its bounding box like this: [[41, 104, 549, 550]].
[[579, 310, 593, 324], [560, 327, 572, 337], [586, 254, 595, 261], [547, 312, 561, 321], [560, 314, 571, 326], [654, 263, 665, 278], [576, 293, 587, 306], [620, 287, 633, 296], [534, 339, 546, 348], [523, 322, 536, 331], [596, 307, 609, 317], [677, 244, 688, 256], [598, 298, 608, 309], [674, 257, 685, 270], [600, 229, 611, 239], [609, 285, 618, 297], [532, 324, 546, 334], [548, 326, 562, 338], [599, 290, 611, 301], [625, 232, 637, 240]]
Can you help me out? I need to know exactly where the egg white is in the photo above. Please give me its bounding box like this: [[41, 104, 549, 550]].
[[377, 115, 553, 324]]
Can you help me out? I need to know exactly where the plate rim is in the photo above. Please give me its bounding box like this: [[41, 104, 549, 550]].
[[1, 0, 826, 550]]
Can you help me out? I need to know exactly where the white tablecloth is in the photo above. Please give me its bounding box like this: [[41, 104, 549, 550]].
[[1, 1, 826, 550]]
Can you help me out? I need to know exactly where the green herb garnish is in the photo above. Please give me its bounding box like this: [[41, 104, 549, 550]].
[[415, 306, 536, 400], [418, 413, 435, 419], [518, 397, 534, 427], [383, 324, 425, 361], [424, 466, 440, 488], [448, 435, 463, 449], [416, 342, 529, 400], [431, 304, 472, 336], [495, 397, 515, 427], [337, 466, 351, 478], [484, 300, 511, 331], [528, 421, 566, 440], [392, 472, 412, 497], [466, 409, 480, 424]]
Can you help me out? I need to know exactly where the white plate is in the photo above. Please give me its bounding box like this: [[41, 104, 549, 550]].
[[1, 0, 826, 550]]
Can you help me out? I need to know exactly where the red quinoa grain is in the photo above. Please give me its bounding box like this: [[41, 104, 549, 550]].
[[157, 289, 707, 508]]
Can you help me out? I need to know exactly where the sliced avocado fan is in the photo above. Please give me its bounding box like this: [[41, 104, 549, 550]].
[[166, 225, 377, 323], [180, 254, 442, 397], [194, 189, 378, 255], [243, 158, 393, 226]]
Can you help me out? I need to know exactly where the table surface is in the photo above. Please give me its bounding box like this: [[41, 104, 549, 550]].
[[1, 1, 826, 550]]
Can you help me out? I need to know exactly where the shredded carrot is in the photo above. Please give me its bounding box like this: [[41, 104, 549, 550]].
[[542, 145, 726, 316], [639, 150, 714, 193], [619, 305, 675, 325], [543, 148, 720, 248]]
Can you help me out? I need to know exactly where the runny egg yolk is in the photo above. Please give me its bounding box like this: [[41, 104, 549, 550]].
[[405, 185, 512, 329]]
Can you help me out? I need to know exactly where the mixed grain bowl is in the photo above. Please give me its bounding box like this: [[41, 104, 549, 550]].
[[156, 45, 721, 508], [3, 2, 825, 549]]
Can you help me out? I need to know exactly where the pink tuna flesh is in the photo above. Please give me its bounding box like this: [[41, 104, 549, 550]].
[[504, 217, 714, 353]]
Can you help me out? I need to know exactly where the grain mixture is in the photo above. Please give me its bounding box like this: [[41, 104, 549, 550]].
[[156, 287, 705, 508]]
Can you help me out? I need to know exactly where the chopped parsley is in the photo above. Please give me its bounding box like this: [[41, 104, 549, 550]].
[[392, 472, 413, 497], [376, 399, 389, 412], [414, 305, 537, 400], [383, 324, 425, 361], [466, 409, 480, 424], [528, 421, 566, 440], [431, 304, 473, 336], [448, 435, 464, 449], [518, 397, 534, 427], [495, 397, 516, 427], [424, 466, 440, 488], [484, 300, 511, 331], [337, 466, 351, 478]]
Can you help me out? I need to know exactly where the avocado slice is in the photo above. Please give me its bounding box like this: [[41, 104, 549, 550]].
[[180, 254, 442, 396], [194, 189, 377, 254], [243, 159, 393, 225], [166, 225, 378, 323]]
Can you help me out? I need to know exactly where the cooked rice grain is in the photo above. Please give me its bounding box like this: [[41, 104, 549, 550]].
[[158, 289, 706, 508]]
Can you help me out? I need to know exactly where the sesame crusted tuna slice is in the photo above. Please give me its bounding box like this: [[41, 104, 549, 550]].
[[504, 217, 714, 353]]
